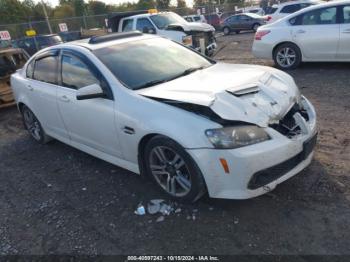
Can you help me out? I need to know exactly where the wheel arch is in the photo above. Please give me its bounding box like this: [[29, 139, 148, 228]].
[[272, 41, 303, 61]]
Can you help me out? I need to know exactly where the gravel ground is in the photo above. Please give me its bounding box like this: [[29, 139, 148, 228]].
[[0, 33, 350, 256]]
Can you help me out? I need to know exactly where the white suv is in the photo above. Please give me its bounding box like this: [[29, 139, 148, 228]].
[[265, 0, 322, 23], [11, 32, 317, 202]]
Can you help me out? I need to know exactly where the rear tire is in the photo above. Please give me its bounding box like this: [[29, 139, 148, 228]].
[[21, 105, 52, 144], [223, 27, 231, 35], [235, 30, 240, 34], [252, 23, 260, 32], [144, 135, 206, 203], [273, 43, 302, 70]]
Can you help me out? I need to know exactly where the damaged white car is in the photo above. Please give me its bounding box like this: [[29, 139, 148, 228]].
[[11, 32, 317, 202]]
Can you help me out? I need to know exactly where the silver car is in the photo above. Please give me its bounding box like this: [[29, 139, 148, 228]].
[[221, 13, 266, 35]]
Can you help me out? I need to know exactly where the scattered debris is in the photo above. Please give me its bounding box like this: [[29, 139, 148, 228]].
[[174, 208, 182, 213], [209, 207, 214, 211], [156, 216, 165, 222], [47, 184, 52, 188], [192, 215, 196, 221], [134, 204, 146, 216], [186, 215, 191, 220], [234, 217, 239, 224], [82, 187, 87, 191]]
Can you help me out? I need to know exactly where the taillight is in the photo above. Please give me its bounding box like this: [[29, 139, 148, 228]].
[[266, 16, 272, 21], [255, 30, 270, 40]]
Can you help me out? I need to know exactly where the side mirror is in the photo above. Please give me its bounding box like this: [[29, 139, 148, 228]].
[[143, 27, 155, 34], [76, 83, 106, 100]]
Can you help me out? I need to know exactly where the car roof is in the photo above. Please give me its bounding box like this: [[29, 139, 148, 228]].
[[279, 0, 350, 21], [59, 33, 158, 51], [277, 0, 322, 7]]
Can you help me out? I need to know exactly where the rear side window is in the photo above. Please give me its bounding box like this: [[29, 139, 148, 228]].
[[122, 19, 133, 32], [193, 16, 201, 21], [26, 60, 34, 78], [301, 7, 337, 25], [61, 55, 100, 89], [343, 6, 350, 23], [281, 4, 301, 14], [33, 56, 58, 84]]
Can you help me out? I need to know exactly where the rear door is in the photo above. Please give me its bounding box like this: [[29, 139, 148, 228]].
[[337, 5, 350, 59], [25, 52, 68, 139], [56, 50, 122, 157], [292, 6, 340, 60]]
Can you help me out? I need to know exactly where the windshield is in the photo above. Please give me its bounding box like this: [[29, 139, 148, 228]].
[[94, 38, 213, 90], [265, 7, 278, 14], [150, 12, 187, 29]]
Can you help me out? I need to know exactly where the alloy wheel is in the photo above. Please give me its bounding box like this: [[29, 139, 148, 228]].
[[276, 47, 296, 68], [23, 108, 41, 141], [149, 146, 192, 197]]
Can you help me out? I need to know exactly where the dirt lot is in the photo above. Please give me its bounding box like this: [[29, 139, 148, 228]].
[[0, 33, 350, 256]]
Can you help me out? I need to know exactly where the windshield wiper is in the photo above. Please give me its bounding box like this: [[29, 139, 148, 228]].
[[133, 66, 205, 90], [133, 79, 168, 90]]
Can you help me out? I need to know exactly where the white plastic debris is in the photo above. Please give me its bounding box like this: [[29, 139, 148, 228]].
[[82, 187, 87, 191], [156, 216, 165, 222], [234, 217, 239, 224], [134, 205, 146, 216], [174, 208, 182, 213]]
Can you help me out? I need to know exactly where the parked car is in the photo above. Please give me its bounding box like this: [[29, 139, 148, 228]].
[[204, 13, 221, 29], [219, 11, 238, 23], [58, 31, 82, 42], [12, 34, 63, 56], [0, 47, 28, 108], [184, 15, 207, 23], [108, 11, 217, 56], [11, 32, 317, 202], [239, 6, 265, 16], [253, 0, 350, 69], [265, 0, 322, 23], [221, 13, 266, 35]]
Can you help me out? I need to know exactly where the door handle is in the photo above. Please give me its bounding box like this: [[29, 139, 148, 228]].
[[60, 95, 70, 102], [296, 29, 306, 34], [26, 84, 33, 91]]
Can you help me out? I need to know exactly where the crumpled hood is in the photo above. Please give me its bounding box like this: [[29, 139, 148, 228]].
[[168, 22, 215, 32], [138, 63, 301, 127]]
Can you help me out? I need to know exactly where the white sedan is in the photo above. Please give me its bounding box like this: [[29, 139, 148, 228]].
[[253, 0, 350, 69], [11, 32, 317, 202]]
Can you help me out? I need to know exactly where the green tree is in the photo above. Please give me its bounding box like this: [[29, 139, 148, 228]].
[[156, 0, 170, 9], [53, 3, 75, 18], [177, 0, 187, 8], [87, 0, 107, 15], [136, 0, 156, 10]]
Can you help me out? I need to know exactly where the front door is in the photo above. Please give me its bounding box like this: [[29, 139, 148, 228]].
[[56, 51, 122, 157]]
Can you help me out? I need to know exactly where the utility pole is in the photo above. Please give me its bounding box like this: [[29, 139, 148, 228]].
[[41, 0, 53, 34]]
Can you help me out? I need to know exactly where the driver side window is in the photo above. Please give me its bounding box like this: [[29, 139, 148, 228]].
[[61, 55, 100, 89], [136, 18, 156, 33]]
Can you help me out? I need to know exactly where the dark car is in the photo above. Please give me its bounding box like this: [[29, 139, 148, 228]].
[[58, 31, 83, 42], [12, 34, 63, 56], [221, 13, 265, 35]]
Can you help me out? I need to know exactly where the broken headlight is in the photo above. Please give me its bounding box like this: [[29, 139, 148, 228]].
[[205, 126, 270, 149]]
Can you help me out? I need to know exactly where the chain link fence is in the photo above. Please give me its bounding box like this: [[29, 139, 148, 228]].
[[0, 2, 260, 39]]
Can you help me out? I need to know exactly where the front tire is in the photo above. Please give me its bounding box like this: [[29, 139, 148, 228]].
[[144, 135, 206, 202], [273, 43, 302, 70], [21, 105, 51, 144]]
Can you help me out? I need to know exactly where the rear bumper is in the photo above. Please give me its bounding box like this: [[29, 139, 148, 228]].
[[252, 40, 274, 59]]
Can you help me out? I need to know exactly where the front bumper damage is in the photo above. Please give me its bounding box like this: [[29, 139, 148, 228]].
[[187, 96, 317, 199]]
